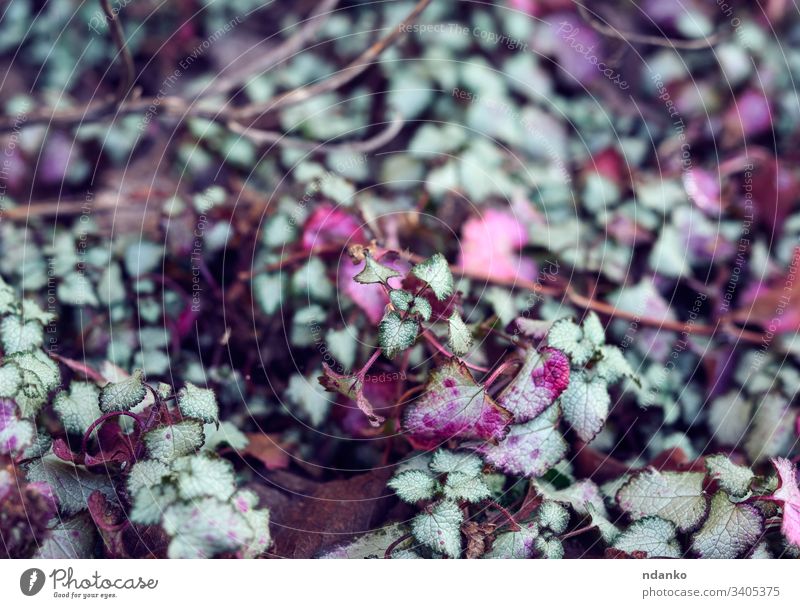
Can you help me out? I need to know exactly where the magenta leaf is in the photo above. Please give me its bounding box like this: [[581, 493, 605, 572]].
[[497, 348, 570, 423], [403, 359, 512, 450], [768, 458, 800, 547]]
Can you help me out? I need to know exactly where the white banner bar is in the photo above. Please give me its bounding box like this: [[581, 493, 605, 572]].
[[2, 559, 799, 608]]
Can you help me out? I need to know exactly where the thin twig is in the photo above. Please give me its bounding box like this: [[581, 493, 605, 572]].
[[196, 0, 340, 99], [559, 523, 597, 541], [485, 499, 521, 531], [228, 112, 404, 152], [233, 0, 433, 120], [420, 329, 490, 373], [100, 0, 136, 107], [576, 3, 723, 50], [384, 532, 413, 558]]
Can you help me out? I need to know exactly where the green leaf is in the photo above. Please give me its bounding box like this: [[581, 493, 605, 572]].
[[587, 503, 620, 544], [378, 311, 419, 358], [412, 500, 463, 558], [8, 349, 60, 392], [0, 363, 21, 397], [7, 350, 60, 417], [547, 314, 604, 366], [691, 492, 763, 558], [581, 311, 606, 345], [144, 420, 205, 463], [127, 459, 170, 497], [353, 253, 401, 285], [35, 514, 97, 558], [411, 253, 454, 301], [100, 369, 146, 413], [388, 469, 439, 503], [177, 382, 219, 425], [443, 472, 491, 503], [410, 296, 432, 321], [705, 455, 754, 498], [163, 497, 253, 558], [21, 300, 54, 325], [130, 483, 178, 525], [253, 273, 285, 316], [0, 399, 34, 455], [708, 391, 752, 445], [484, 522, 539, 558], [535, 479, 607, 517], [538, 501, 570, 534], [322, 522, 412, 559], [0, 277, 17, 315], [535, 536, 564, 559], [617, 469, 708, 531], [0, 315, 43, 354], [202, 421, 248, 453], [613, 517, 681, 558], [745, 393, 795, 463], [26, 453, 117, 516], [52, 381, 102, 435], [292, 258, 333, 301], [447, 311, 473, 356], [233, 489, 272, 558], [325, 328, 358, 371], [286, 372, 331, 426], [389, 289, 413, 311], [594, 345, 638, 385], [479, 404, 567, 478], [430, 450, 483, 477], [173, 454, 236, 501], [561, 372, 611, 442]]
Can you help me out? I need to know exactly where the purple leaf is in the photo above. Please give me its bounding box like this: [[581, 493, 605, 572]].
[[404, 359, 512, 450], [497, 348, 570, 423]]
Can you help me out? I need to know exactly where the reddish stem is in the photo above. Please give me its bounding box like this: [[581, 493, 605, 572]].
[[485, 499, 521, 532], [384, 532, 414, 559], [420, 330, 489, 372], [483, 358, 523, 389], [81, 411, 142, 456]]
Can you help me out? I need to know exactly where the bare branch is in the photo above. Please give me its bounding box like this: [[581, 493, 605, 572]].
[[576, 3, 723, 50], [195, 0, 340, 100], [227, 112, 404, 152], [100, 0, 136, 106], [232, 0, 433, 121]]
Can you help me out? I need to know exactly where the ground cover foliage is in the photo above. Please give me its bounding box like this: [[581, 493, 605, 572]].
[[1, 0, 799, 559]]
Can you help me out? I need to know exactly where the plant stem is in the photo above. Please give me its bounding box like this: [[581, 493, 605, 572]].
[[384, 532, 414, 559], [485, 499, 521, 532], [81, 411, 143, 456], [420, 329, 490, 372]]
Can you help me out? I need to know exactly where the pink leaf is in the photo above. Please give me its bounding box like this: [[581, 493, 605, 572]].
[[724, 89, 772, 143], [458, 209, 536, 282], [769, 457, 800, 547], [403, 359, 512, 450], [683, 168, 723, 216], [497, 348, 570, 423], [302, 204, 366, 251]]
